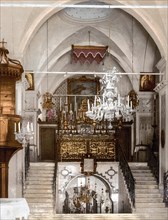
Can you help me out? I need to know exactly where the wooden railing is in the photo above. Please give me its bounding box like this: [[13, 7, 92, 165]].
[[117, 143, 135, 207]]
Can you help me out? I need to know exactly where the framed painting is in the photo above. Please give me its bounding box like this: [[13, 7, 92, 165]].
[[25, 72, 35, 91], [81, 155, 97, 175], [67, 76, 100, 111], [139, 73, 155, 91]]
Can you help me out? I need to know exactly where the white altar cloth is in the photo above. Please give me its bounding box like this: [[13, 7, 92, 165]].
[[0, 198, 30, 220]]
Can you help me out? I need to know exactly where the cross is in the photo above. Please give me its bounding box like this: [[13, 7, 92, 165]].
[[0, 39, 7, 48]]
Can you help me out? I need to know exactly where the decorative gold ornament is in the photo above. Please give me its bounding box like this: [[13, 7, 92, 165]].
[[42, 92, 54, 110], [128, 89, 139, 109]]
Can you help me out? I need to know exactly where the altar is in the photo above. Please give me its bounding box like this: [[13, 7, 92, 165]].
[[0, 198, 30, 220]]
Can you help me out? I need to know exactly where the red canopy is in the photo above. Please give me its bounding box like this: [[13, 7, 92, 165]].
[[72, 45, 108, 64]]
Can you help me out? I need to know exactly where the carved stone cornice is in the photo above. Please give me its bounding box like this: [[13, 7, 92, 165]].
[[154, 80, 168, 93]]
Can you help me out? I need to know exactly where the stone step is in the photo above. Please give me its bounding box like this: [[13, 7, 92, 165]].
[[134, 176, 155, 181], [26, 185, 53, 189], [135, 188, 160, 193], [28, 203, 54, 208], [27, 176, 54, 181], [136, 202, 165, 208], [28, 213, 168, 220], [25, 193, 53, 198], [26, 198, 54, 203], [135, 207, 168, 213], [25, 189, 53, 194], [29, 168, 54, 171], [135, 180, 156, 185], [129, 166, 149, 170], [28, 213, 143, 220], [26, 180, 53, 185], [30, 207, 54, 213], [132, 173, 153, 177], [135, 184, 159, 191], [30, 162, 55, 166], [131, 169, 151, 173], [138, 213, 168, 220], [136, 197, 163, 202], [29, 168, 55, 172], [135, 194, 162, 199], [27, 172, 54, 176]]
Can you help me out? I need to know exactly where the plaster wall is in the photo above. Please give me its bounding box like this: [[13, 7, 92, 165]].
[[8, 150, 23, 198]]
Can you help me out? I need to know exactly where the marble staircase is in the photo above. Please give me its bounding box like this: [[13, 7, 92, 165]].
[[28, 213, 145, 220], [25, 162, 168, 220], [24, 162, 55, 217], [130, 163, 168, 220]]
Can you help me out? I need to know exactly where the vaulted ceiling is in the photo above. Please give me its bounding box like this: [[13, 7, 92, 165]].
[[1, 0, 166, 93]]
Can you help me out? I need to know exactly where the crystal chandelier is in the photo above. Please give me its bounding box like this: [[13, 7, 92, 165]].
[[14, 117, 34, 144], [86, 67, 135, 126]]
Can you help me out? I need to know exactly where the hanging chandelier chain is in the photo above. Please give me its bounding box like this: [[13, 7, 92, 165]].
[[46, 19, 49, 91], [132, 16, 134, 73]]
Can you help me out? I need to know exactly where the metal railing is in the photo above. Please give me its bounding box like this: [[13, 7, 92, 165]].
[[147, 147, 159, 184], [164, 171, 168, 207], [53, 161, 58, 213], [25, 143, 30, 179], [117, 143, 135, 207]]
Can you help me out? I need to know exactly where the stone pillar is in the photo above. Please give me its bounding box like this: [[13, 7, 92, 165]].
[[155, 57, 168, 185]]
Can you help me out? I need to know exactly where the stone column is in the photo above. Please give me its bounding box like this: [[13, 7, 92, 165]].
[[155, 57, 168, 185]]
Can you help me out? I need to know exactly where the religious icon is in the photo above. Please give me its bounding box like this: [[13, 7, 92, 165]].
[[139, 74, 155, 91], [25, 72, 34, 90]]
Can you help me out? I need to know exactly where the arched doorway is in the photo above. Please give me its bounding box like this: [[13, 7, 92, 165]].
[[62, 175, 113, 214]]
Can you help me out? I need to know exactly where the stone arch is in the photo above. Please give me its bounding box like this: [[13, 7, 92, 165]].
[[19, 0, 165, 58]]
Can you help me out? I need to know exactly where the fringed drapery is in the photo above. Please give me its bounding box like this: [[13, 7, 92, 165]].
[[72, 45, 108, 64]]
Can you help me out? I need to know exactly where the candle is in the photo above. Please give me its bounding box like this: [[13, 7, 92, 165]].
[[74, 96, 77, 112], [60, 97, 62, 111], [127, 95, 129, 107], [27, 122, 30, 132], [130, 101, 132, 109], [94, 96, 96, 106], [14, 123, 16, 132], [118, 94, 120, 106], [31, 122, 33, 132], [87, 99, 90, 111], [18, 122, 21, 132]]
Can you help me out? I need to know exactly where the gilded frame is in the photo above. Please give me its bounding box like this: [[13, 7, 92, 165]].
[[67, 76, 100, 110], [25, 72, 35, 91]]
